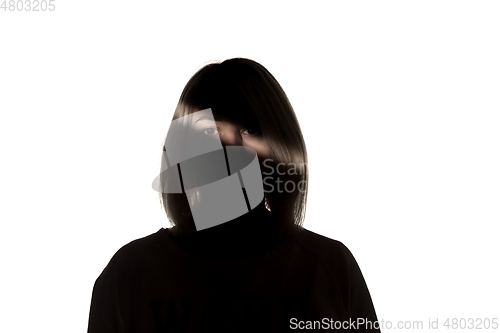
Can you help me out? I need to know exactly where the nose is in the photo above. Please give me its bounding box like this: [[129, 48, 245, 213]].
[[219, 130, 242, 147]]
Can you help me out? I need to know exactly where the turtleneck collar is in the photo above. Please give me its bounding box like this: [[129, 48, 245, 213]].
[[166, 200, 291, 260]]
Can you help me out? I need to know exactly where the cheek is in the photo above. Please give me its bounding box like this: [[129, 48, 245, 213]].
[[243, 137, 269, 160]]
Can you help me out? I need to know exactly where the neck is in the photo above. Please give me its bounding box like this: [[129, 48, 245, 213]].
[[167, 200, 290, 259], [202, 201, 271, 232]]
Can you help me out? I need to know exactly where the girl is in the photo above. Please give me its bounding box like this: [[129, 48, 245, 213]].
[[88, 58, 380, 332]]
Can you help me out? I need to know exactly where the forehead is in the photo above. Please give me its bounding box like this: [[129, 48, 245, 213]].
[[193, 109, 260, 128], [191, 108, 258, 127]]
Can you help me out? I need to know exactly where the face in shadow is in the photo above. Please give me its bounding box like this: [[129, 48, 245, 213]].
[[191, 111, 269, 162], [165, 109, 269, 230]]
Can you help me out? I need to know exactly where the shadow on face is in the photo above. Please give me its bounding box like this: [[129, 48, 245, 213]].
[[191, 110, 269, 161]]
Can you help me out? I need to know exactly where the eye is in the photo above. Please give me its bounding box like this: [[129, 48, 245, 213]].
[[201, 127, 220, 136], [241, 128, 260, 136]]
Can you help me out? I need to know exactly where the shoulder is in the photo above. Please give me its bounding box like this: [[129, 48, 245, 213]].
[[296, 229, 379, 325], [295, 228, 371, 307], [95, 229, 164, 286], [111, 229, 162, 261], [296, 228, 358, 273], [297, 228, 354, 259]]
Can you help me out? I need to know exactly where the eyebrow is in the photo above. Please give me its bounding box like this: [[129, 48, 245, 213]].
[[195, 115, 221, 123]]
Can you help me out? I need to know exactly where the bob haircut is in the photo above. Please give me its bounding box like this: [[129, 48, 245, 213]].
[[159, 58, 308, 236]]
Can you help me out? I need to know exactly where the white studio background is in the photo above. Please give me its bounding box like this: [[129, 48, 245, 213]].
[[1, 1, 499, 332]]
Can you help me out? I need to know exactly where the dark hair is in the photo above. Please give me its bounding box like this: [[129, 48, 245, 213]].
[[159, 58, 308, 235]]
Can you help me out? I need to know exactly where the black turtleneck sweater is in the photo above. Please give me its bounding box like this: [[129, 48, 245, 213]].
[[87, 208, 380, 332], [166, 203, 289, 261]]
